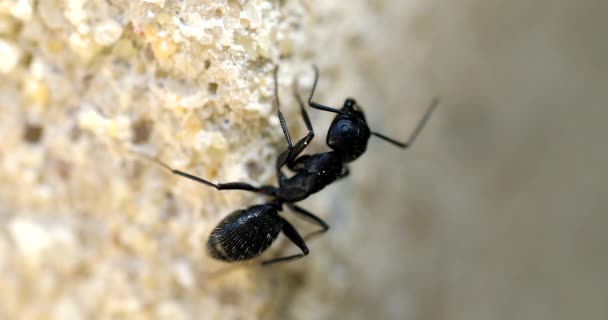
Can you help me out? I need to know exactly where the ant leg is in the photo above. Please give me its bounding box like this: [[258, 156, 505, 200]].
[[294, 78, 314, 135], [338, 166, 350, 180], [307, 65, 346, 115], [289, 204, 329, 232], [274, 66, 294, 149], [261, 217, 309, 265], [274, 68, 315, 177], [371, 97, 440, 149], [284, 79, 315, 163], [139, 153, 276, 196]]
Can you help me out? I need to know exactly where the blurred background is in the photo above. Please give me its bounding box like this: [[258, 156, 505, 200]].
[[0, 0, 606, 319], [297, 0, 608, 319]]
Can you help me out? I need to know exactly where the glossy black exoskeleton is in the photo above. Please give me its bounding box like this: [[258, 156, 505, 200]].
[[142, 65, 437, 265], [307, 66, 439, 163], [206, 203, 290, 262], [145, 67, 335, 265]]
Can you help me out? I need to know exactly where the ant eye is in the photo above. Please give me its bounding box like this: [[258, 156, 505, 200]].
[[344, 98, 356, 109], [341, 124, 349, 133]]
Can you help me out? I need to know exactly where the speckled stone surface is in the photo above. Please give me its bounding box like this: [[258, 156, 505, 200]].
[[0, 1, 305, 318], [1, 0, 607, 319]]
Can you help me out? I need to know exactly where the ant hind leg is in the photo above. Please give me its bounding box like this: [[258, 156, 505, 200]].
[[261, 217, 309, 265], [289, 204, 329, 232], [289, 204, 329, 240]]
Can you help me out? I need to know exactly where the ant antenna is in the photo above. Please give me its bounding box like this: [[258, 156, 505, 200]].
[[307, 65, 347, 115], [371, 97, 440, 149]]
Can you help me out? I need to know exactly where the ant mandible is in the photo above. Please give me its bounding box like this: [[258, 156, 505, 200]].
[[143, 65, 438, 265]]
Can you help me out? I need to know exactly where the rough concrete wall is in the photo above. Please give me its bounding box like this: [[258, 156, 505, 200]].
[[1, 0, 607, 319]]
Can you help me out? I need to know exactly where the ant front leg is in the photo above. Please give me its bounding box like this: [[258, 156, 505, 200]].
[[285, 77, 316, 163], [274, 67, 315, 180]]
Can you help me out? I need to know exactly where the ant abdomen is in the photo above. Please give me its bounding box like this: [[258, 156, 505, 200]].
[[206, 204, 282, 262]]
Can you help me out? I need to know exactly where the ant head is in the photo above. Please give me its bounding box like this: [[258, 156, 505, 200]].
[[326, 98, 371, 162], [342, 98, 363, 114]]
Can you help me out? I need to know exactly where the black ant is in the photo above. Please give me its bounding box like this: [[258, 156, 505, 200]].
[[141, 66, 438, 265]]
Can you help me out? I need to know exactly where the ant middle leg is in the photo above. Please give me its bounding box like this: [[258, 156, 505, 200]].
[[288, 77, 315, 157], [261, 217, 309, 265], [274, 67, 315, 177], [274, 66, 294, 149], [138, 153, 276, 196]]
